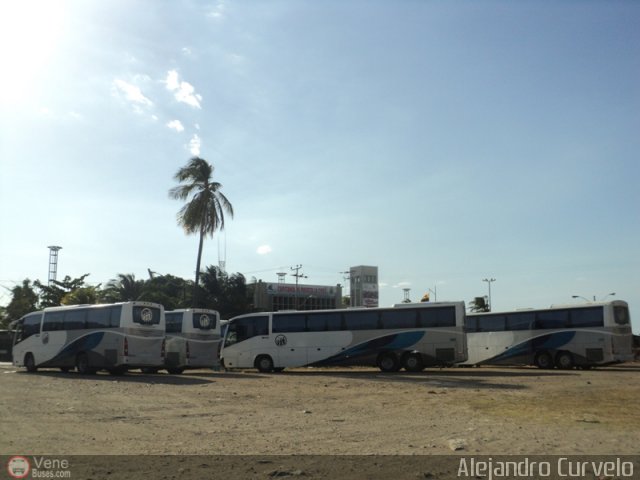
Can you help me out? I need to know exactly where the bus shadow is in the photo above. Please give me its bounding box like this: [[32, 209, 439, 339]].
[[17, 370, 216, 386], [277, 367, 578, 390]]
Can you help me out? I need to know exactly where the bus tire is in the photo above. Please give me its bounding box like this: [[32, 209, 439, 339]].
[[255, 355, 274, 373], [25, 353, 37, 373], [108, 367, 127, 376], [555, 351, 574, 370], [534, 351, 554, 369], [402, 352, 424, 372], [76, 353, 95, 375], [377, 353, 400, 372], [167, 367, 184, 375], [141, 367, 159, 374]]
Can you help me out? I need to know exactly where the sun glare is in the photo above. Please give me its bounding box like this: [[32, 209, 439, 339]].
[[0, 1, 66, 106]]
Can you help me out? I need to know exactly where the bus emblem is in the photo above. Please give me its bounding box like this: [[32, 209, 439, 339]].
[[199, 315, 211, 328], [140, 308, 154, 324], [275, 335, 287, 347]]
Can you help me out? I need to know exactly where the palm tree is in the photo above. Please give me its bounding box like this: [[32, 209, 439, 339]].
[[169, 157, 234, 303], [102, 273, 145, 302]]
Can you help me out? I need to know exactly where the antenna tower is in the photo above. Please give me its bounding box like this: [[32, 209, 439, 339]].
[[47, 246, 62, 285]]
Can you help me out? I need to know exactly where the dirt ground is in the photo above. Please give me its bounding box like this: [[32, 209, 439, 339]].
[[1, 362, 639, 478]]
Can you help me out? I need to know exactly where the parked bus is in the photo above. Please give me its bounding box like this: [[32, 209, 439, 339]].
[[464, 300, 634, 368], [161, 309, 221, 374], [220, 302, 467, 373], [12, 302, 165, 375]]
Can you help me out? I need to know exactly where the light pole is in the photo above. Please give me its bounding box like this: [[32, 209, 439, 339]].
[[572, 293, 615, 302], [482, 278, 496, 311]]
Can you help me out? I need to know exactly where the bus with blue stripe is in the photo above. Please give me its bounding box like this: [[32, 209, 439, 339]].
[[464, 300, 633, 369], [12, 302, 165, 375], [220, 302, 467, 373]]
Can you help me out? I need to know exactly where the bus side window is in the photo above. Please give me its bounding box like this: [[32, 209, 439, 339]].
[[87, 308, 111, 329], [16, 314, 42, 343], [506, 313, 534, 331], [42, 312, 64, 331], [571, 308, 604, 328], [535, 310, 569, 329], [380, 309, 417, 329], [465, 316, 479, 333], [63, 309, 87, 330], [109, 306, 122, 328], [230, 316, 269, 345]]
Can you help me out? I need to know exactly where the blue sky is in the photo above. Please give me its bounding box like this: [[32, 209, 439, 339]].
[[1, 1, 638, 330]]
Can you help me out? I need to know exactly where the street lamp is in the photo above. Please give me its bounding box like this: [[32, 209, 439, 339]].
[[572, 293, 616, 302], [482, 278, 496, 311]]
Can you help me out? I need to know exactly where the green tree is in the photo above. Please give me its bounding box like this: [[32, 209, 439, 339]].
[[140, 274, 192, 310], [61, 286, 100, 305], [469, 296, 490, 313], [101, 273, 145, 302], [200, 266, 251, 318], [35, 274, 93, 308], [3, 279, 39, 324], [169, 157, 234, 305]]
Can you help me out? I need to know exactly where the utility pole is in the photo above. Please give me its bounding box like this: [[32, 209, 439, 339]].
[[290, 265, 307, 309], [482, 278, 496, 312]]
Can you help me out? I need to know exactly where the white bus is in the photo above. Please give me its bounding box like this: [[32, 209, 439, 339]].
[[464, 300, 634, 369], [220, 302, 467, 373], [162, 309, 221, 374], [12, 302, 165, 375]]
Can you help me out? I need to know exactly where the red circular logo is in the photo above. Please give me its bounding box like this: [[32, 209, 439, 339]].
[[7, 456, 30, 479]]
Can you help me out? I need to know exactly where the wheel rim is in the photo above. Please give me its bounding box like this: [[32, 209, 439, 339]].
[[380, 356, 395, 371], [258, 357, 272, 371], [538, 354, 551, 368], [558, 354, 572, 369], [406, 355, 419, 369]]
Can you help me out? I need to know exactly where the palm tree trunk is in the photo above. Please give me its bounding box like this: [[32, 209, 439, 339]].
[[194, 226, 205, 306]]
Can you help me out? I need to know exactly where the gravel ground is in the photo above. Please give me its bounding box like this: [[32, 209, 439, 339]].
[[1, 362, 639, 478]]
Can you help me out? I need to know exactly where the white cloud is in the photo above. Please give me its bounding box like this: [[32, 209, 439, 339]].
[[207, 1, 226, 20], [392, 281, 412, 289], [166, 119, 185, 132], [257, 245, 272, 255], [113, 79, 153, 107], [189, 134, 201, 156], [164, 70, 202, 109]]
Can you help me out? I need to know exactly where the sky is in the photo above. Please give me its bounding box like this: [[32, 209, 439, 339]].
[[0, 1, 638, 331]]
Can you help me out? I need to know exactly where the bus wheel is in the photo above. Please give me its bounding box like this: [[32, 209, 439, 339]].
[[141, 367, 159, 374], [555, 352, 574, 370], [167, 367, 184, 375], [76, 353, 95, 375], [25, 353, 37, 373], [108, 367, 127, 376], [255, 355, 274, 373], [402, 353, 424, 372], [377, 353, 400, 372], [534, 351, 554, 369]]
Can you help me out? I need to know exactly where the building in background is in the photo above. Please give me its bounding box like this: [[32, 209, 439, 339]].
[[251, 280, 343, 311], [350, 265, 378, 307]]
